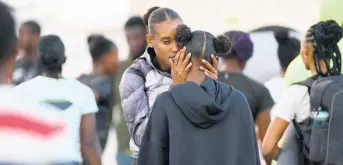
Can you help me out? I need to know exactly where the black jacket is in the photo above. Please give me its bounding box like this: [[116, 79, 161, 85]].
[[137, 77, 260, 165]]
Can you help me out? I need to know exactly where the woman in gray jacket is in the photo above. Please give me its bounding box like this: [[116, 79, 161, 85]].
[[119, 6, 218, 165]]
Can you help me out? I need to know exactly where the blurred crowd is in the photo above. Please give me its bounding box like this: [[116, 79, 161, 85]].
[[0, 1, 343, 165]]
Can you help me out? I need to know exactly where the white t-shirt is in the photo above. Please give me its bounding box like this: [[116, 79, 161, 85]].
[[0, 85, 72, 164], [14, 76, 99, 162], [264, 76, 284, 103], [264, 76, 284, 119], [273, 84, 311, 123]]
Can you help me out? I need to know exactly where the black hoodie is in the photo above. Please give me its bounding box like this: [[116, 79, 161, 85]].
[[137, 77, 260, 165]]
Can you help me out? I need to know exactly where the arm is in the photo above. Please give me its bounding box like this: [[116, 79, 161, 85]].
[[119, 68, 150, 147], [256, 109, 271, 141], [261, 85, 303, 162], [137, 95, 169, 165], [262, 117, 289, 162], [256, 87, 274, 141], [236, 92, 261, 164], [80, 113, 102, 165], [80, 87, 102, 165]]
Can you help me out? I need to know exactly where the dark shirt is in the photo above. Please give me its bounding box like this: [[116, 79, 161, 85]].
[[218, 72, 274, 120], [12, 58, 40, 85], [78, 73, 114, 150]]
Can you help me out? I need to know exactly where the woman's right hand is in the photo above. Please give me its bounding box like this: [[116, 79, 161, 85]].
[[169, 47, 192, 84]]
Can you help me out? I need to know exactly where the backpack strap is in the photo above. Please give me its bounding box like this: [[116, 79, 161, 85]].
[[292, 78, 315, 94], [291, 78, 316, 164]]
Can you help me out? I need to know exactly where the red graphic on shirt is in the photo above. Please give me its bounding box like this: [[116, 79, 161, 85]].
[[0, 111, 65, 137]]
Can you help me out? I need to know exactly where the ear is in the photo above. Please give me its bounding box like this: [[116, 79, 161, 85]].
[[146, 34, 153, 48]]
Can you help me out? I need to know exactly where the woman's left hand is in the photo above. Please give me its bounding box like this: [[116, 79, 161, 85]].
[[200, 55, 218, 80]]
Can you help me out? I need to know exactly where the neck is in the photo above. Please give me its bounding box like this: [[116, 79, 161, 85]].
[[92, 64, 106, 76], [24, 48, 36, 61], [42, 72, 61, 78], [186, 68, 206, 85], [309, 60, 328, 76], [280, 70, 286, 78], [221, 59, 243, 73]]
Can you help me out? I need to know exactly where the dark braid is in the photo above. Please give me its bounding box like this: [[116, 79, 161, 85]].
[[305, 20, 343, 77]]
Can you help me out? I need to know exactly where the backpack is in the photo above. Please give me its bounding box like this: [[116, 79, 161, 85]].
[[293, 75, 343, 165]]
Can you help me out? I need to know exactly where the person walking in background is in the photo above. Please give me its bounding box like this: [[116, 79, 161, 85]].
[[264, 30, 300, 165], [12, 20, 41, 85], [119, 6, 219, 165], [15, 35, 102, 165], [137, 24, 260, 165], [262, 20, 342, 164], [125, 16, 148, 61], [217, 30, 273, 142], [114, 16, 147, 165], [265, 30, 300, 111], [79, 35, 119, 152], [283, 0, 343, 90], [0, 3, 76, 164]]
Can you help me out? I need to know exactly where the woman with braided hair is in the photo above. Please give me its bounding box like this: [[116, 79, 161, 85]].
[[137, 24, 260, 165], [262, 20, 342, 164]]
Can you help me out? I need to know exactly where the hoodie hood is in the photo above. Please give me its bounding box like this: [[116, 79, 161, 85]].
[[170, 77, 236, 129]]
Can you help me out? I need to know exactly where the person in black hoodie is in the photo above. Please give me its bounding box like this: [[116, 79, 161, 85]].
[[137, 24, 261, 165]]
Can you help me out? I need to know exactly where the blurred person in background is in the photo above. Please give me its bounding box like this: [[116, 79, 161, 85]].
[[79, 35, 119, 152], [12, 20, 41, 85], [125, 16, 148, 61], [262, 20, 342, 165], [137, 24, 260, 165], [264, 30, 300, 165], [0, 3, 73, 164], [15, 35, 102, 165], [217, 30, 273, 142], [114, 16, 147, 165], [283, 0, 343, 89], [119, 6, 219, 165], [265, 30, 300, 112]]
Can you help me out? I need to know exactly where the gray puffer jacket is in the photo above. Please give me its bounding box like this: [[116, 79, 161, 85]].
[[119, 48, 172, 158]]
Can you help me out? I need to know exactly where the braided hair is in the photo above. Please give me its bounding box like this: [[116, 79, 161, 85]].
[[305, 20, 343, 76]]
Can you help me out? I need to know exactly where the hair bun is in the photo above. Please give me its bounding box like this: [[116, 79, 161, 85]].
[[175, 24, 192, 49], [214, 35, 231, 53], [274, 30, 289, 44], [38, 35, 66, 72], [143, 6, 160, 27], [315, 20, 343, 45]]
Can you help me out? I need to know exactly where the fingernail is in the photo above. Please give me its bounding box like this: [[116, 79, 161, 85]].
[[200, 66, 204, 69], [202, 59, 206, 62], [188, 53, 191, 56]]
